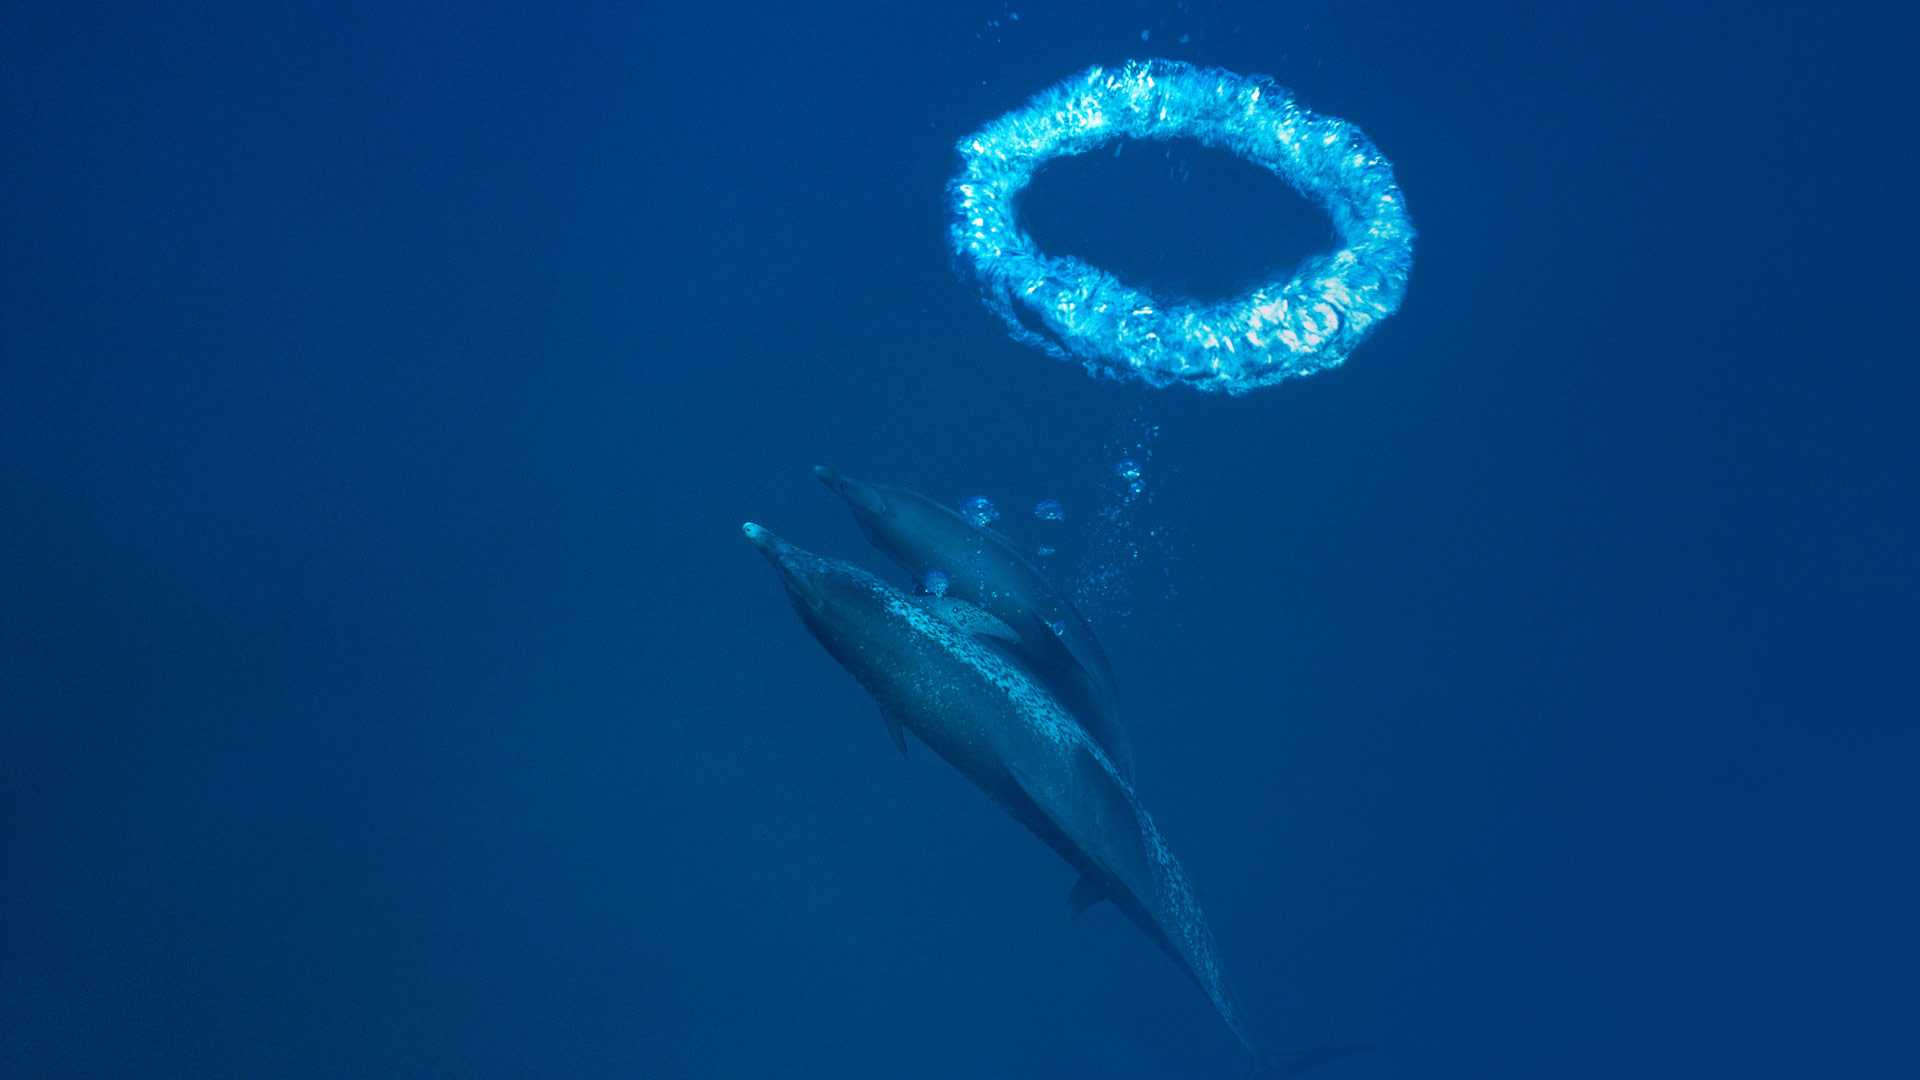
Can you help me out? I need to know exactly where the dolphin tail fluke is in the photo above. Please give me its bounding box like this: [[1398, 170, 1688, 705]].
[[1253, 1040, 1377, 1077]]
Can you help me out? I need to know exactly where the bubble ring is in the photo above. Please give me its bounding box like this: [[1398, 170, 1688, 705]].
[[949, 59, 1415, 394]]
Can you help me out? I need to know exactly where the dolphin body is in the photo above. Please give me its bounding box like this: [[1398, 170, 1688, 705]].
[[812, 466, 1132, 782], [743, 521, 1251, 1054]]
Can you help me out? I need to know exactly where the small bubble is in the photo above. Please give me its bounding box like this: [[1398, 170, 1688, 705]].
[[1047, 618, 1067, 636], [958, 495, 1000, 527], [1115, 459, 1142, 482], [1036, 544, 1056, 558], [921, 569, 950, 597], [1033, 498, 1065, 522]]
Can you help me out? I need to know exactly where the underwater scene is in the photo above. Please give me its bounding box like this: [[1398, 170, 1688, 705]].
[[3, 2, 1912, 1077]]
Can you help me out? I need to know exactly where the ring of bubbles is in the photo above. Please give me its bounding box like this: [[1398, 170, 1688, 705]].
[[950, 60, 1415, 394]]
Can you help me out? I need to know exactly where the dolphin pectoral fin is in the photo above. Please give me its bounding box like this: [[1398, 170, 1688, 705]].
[[878, 707, 908, 756], [916, 596, 1021, 643], [1068, 874, 1106, 916]]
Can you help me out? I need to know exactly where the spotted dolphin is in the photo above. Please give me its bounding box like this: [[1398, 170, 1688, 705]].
[[811, 466, 1132, 782], [743, 521, 1248, 1054]]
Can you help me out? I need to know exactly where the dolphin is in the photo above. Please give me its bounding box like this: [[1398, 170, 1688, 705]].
[[811, 466, 1132, 782], [742, 520, 1251, 1054]]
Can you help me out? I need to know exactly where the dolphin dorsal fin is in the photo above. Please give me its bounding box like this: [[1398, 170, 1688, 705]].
[[916, 596, 1020, 643]]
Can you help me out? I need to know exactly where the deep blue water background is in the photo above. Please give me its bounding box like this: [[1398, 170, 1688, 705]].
[[4, 2, 1914, 1076]]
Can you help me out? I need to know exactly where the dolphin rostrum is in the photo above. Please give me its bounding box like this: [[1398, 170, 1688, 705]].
[[811, 466, 1132, 782], [743, 520, 1250, 1053]]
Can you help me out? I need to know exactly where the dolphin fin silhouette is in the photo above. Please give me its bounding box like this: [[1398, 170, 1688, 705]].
[[1256, 1040, 1377, 1077], [878, 706, 907, 756], [1069, 874, 1105, 916]]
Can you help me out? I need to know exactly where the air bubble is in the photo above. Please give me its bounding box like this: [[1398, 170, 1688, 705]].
[[958, 495, 1000, 527]]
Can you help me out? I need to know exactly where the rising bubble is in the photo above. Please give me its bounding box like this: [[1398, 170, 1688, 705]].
[[958, 495, 1000, 527]]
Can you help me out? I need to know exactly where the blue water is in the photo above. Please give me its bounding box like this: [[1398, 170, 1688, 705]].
[[2, 2, 1912, 1077]]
